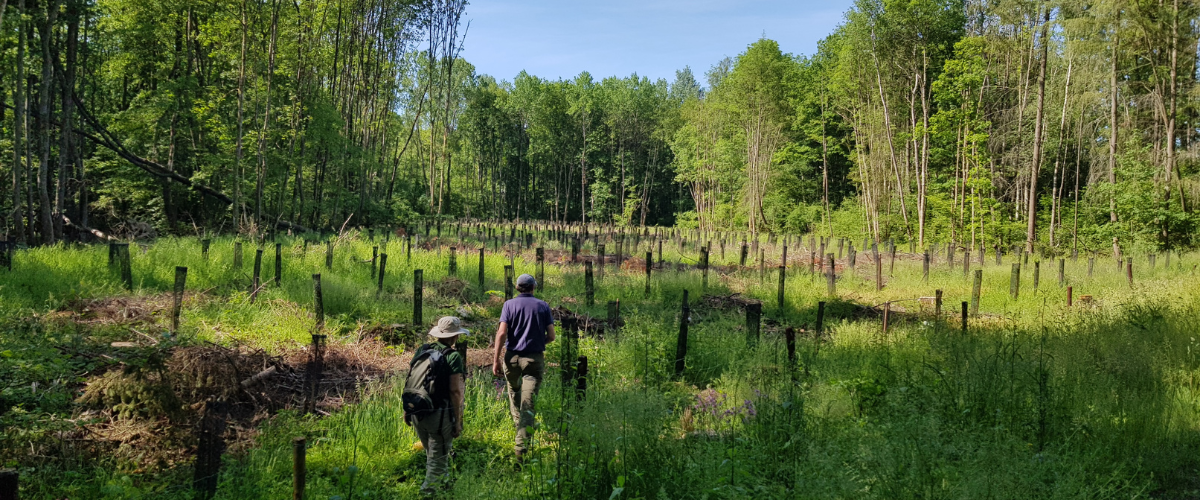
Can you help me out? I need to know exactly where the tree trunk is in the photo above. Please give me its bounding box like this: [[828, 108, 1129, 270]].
[[56, 0, 79, 241], [1049, 58, 1072, 247], [37, 0, 62, 244], [870, 29, 912, 239], [234, 0, 248, 229], [10, 0, 26, 244], [1109, 10, 1119, 257], [255, 0, 281, 223], [1025, 7, 1050, 254]]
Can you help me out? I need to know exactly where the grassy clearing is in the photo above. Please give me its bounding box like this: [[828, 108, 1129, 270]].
[[2, 228, 1199, 499]]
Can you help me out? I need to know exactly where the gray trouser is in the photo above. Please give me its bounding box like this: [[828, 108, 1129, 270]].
[[503, 350, 544, 452], [413, 410, 454, 493]]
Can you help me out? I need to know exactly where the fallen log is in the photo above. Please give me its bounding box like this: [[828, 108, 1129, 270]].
[[240, 366, 278, 389], [61, 215, 116, 241]]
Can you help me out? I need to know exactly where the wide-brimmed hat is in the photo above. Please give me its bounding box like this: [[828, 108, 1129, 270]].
[[428, 316, 470, 338]]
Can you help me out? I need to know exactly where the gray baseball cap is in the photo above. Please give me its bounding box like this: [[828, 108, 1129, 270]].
[[516, 273, 537, 288]]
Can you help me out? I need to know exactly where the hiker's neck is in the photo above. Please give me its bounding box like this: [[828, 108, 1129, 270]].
[[437, 338, 456, 347]]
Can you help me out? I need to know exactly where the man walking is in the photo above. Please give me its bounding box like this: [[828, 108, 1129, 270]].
[[405, 316, 469, 496], [492, 274, 555, 459]]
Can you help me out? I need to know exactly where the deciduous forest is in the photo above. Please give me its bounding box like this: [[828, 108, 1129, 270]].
[[5, 1, 1200, 499], [2, 0, 1198, 254]]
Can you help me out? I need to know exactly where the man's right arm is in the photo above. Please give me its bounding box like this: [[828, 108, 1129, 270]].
[[491, 322, 508, 377], [545, 324, 555, 344]]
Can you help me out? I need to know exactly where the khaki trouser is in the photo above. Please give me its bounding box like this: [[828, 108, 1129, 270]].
[[412, 409, 454, 494], [503, 350, 544, 452]]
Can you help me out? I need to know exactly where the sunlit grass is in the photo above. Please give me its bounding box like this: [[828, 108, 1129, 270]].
[[3, 225, 1200, 499]]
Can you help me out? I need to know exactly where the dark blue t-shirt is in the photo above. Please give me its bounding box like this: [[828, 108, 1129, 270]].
[[500, 293, 554, 353]]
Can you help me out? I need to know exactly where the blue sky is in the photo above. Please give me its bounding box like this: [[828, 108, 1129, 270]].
[[458, 0, 855, 86]]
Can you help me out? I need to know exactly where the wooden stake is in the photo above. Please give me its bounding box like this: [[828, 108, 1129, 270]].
[[584, 262, 593, 306], [293, 437, 306, 500], [644, 251, 651, 298], [172, 266, 187, 333], [0, 468, 18, 500], [675, 290, 689, 377], [746, 302, 761, 347], [414, 270, 424, 327], [971, 269, 982, 316], [377, 254, 388, 296], [312, 274, 323, 331]]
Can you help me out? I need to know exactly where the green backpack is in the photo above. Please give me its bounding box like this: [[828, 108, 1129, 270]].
[[403, 343, 454, 420]]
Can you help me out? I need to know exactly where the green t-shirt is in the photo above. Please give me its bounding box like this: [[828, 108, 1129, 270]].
[[413, 342, 465, 375]]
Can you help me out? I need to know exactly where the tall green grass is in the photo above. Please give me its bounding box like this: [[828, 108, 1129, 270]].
[[2, 228, 1199, 499]]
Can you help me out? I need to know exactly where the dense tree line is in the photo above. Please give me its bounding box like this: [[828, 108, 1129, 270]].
[[3, 0, 1199, 254]]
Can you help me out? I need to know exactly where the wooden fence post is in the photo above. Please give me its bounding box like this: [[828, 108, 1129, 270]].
[[193, 399, 227, 499], [875, 251, 883, 291], [597, 244, 605, 279], [481, 247, 489, 291], [172, 266, 187, 333], [233, 241, 243, 269], [961, 302, 968, 332], [1126, 261, 1133, 288], [325, 241, 333, 270], [1067, 286, 1073, 307], [826, 254, 836, 296], [923, 250, 930, 282], [1033, 261, 1040, 290], [584, 262, 594, 306], [275, 243, 283, 286], [1058, 259, 1065, 287], [449, 247, 457, 276], [505, 265, 515, 301], [575, 356, 588, 401], [746, 302, 761, 347], [0, 469, 16, 500], [312, 274, 324, 331], [882, 302, 890, 334], [971, 269, 982, 316], [777, 265, 786, 311], [644, 251, 652, 298], [377, 254, 388, 296], [935, 290, 943, 317], [1010, 263, 1021, 299], [293, 437, 306, 500], [251, 249, 263, 303], [371, 246, 378, 279], [414, 270, 424, 327], [675, 290, 689, 377]]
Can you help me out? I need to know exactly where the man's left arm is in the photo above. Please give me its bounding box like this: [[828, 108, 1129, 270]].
[[450, 373, 465, 437]]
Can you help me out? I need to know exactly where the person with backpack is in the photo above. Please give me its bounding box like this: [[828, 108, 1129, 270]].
[[491, 274, 555, 460], [403, 316, 469, 496]]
